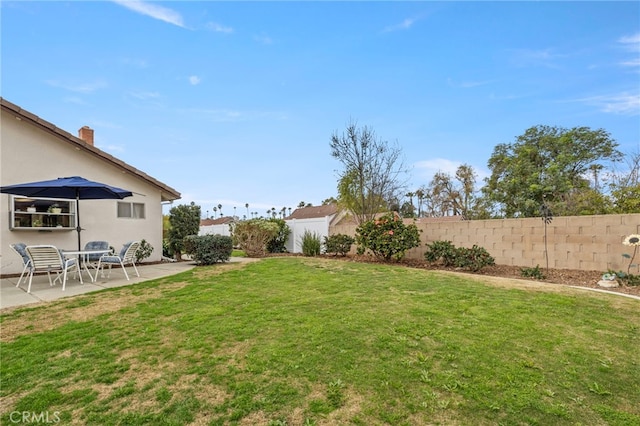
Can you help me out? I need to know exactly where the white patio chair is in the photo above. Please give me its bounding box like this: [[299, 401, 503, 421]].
[[97, 241, 141, 280], [9, 243, 32, 286], [24, 245, 80, 293]]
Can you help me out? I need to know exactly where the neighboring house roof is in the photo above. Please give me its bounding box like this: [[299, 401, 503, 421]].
[[200, 216, 235, 226], [287, 204, 339, 220], [1, 97, 181, 202]]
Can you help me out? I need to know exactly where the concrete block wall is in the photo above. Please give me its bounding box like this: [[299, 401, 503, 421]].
[[330, 213, 640, 272]]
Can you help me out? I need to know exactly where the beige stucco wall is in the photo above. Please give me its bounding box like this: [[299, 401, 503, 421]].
[[331, 214, 640, 272], [1, 110, 166, 275]]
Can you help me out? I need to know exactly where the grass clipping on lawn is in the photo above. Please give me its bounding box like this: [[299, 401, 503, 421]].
[[1, 257, 639, 426]]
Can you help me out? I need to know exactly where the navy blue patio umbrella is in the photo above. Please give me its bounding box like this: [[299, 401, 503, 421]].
[[1, 176, 133, 250]]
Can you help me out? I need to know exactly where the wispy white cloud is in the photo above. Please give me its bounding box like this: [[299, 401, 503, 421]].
[[63, 96, 89, 105], [618, 32, 640, 47], [576, 92, 640, 115], [618, 32, 640, 69], [414, 158, 489, 182], [620, 58, 640, 67], [46, 79, 107, 94], [507, 48, 567, 69], [111, 0, 185, 28], [414, 158, 461, 177], [189, 75, 201, 85], [127, 90, 161, 100], [181, 107, 288, 122], [254, 33, 273, 45], [383, 17, 418, 33], [206, 22, 233, 34], [185, 108, 243, 122]]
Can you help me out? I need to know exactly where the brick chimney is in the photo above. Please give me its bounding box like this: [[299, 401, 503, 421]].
[[78, 126, 94, 146]]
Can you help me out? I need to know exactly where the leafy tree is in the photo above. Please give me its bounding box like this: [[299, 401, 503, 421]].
[[483, 125, 622, 217], [162, 214, 171, 240], [167, 202, 201, 261], [416, 164, 485, 219], [455, 164, 477, 217], [399, 201, 416, 218], [609, 151, 640, 213], [321, 197, 338, 205], [428, 171, 461, 216], [331, 121, 408, 224]]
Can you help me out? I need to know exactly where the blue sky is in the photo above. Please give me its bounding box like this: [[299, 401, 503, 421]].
[[2, 1, 639, 218]]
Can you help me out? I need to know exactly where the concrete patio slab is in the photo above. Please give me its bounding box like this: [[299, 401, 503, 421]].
[[1, 260, 198, 311]]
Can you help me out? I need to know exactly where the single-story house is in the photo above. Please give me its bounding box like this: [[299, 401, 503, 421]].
[[284, 204, 345, 253], [199, 216, 235, 237], [0, 98, 181, 276]]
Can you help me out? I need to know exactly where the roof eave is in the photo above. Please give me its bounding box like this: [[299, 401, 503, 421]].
[[1, 97, 181, 201]]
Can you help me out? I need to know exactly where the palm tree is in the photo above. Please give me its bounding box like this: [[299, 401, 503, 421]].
[[217, 204, 222, 217], [406, 191, 415, 217], [415, 188, 425, 218], [245, 203, 249, 218]]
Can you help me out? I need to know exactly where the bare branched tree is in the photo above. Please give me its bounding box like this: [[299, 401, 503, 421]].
[[331, 121, 408, 224]]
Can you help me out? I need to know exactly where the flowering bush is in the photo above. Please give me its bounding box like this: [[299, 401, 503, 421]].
[[356, 213, 421, 261]]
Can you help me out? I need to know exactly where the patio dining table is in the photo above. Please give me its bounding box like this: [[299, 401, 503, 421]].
[[62, 249, 111, 283]]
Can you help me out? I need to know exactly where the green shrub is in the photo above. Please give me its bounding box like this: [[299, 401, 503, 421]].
[[266, 218, 291, 253], [324, 234, 355, 256], [135, 239, 154, 263], [183, 234, 233, 265], [521, 265, 546, 280], [162, 239, 174, 258], [611, 270, 640, 286], [356, 213, 422, 261], [424, 240, 458, 266], [454, 245, 495, 272], [232, 219, 280, 257], [300, 231, 322, 256], [425, 240, 495, 272]]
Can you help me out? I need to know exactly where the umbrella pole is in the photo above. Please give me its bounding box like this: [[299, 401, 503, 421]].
[[76, 196, 81, 251]]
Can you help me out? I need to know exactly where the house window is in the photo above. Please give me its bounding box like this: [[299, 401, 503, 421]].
[[117, 202, 145, 219], [10, 196, 75, 230]]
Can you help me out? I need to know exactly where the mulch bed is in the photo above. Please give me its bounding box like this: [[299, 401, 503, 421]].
[[266, 252, 640, 297]]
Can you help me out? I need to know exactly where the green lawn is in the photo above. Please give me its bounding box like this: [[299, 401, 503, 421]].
[[1, 257, 639, 425]]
